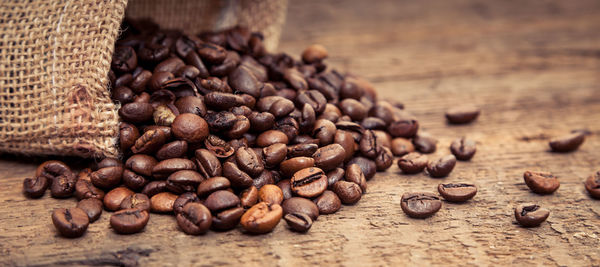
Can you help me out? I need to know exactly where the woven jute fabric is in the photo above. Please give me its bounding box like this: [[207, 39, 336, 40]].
[[0, 0, 287, 159]]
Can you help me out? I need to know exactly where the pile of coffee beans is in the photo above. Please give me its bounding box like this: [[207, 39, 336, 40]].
[[20, 18, 595, 237]]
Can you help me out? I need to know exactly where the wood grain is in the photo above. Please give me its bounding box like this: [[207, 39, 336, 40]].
[[2, 0, 600, 266]]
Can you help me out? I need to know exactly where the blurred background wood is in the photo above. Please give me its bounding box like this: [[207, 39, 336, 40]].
[[2, 0, 600, 265]]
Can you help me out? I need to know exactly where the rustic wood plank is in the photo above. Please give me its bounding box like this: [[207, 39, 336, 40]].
[[2, 0, 600, 266]]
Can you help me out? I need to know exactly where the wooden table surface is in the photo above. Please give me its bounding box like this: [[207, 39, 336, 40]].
[[2, 0, 600, 266]]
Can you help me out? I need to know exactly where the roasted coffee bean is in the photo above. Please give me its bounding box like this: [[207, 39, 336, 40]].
[[284, 213, 312, 233], [112, 46, 137, 73], [253, 170, 275, 189], [373, 130, 391, 148], [120, 193, 151, 211], [155, 141, 188, 160], [125, 154, 157, 177], [50, 173, 76, 198], [437, 183, 477, 202], [112, 86, 134, 104], [97, 158, 122, 169], [77, 198, 103, 222], [222, 162, 253, 188], [119, 102, 154, 123], [347, 157, 377, 180], [427, 155, 456, 178], [204, 135, 235, 158], [104, 187, 134, 211], [413, 133, 437, 154], [275, 116, 300, 141], [257, 96, 295, 118], [302, 44, 328, 63], [391, 137, 414, 157], [375, 146, 394, 171], [549, 132, 585, 152], [359, 130, 378, 158], [52, 208, 89, 238], [400, 192, 442, 218], [281, 197, 319, 221], [263, 143, 287, 168], [332, 181, 362, 205], [450, 137, 476, 160], [314, 190, 342, 215], [258, 184, 284, 205], [256, 130, 289, 147], [333, 130, 356, 163], [141, 181, 168, 197], [326, 168, 345, 188], [171, 113, 209, 143], [194, 149, 222, 178], [585, 171, 600, 199], [312, 119, 336, 145], [197, 177, 231, 198], [240, 202, 283, 234], [23, 176, 49, 198], [152, 158, 196, 179], [280, 157, 315, 178], [235, 147, 264, 176], [397, 152, 428, 174], [36, 160, 72, 180], [131, 129, 168, 154], [277, 179, 293, 200], [445, 105, 480, 124], [523, 171, 560, 194], [167, 170, 204, 193], [90, 166, 123, 189], [177, 202, 212, 235], [240, 186, 259, 208], [291, 167, 328, 198], [149, 71, 175, 91], [130, 70, 152, 93], [345, 164, 367, 192], [514, 204, 549, 227], [313, 144, 346, 171], [153, 104, 178, 126], [155, 57, 185, 73], [122, 169, 148, 191], [211, 207, 245, 231], [339, 99, 368, 121], [150, 192, 178, 213], [173, 192, 201, 214], [388, 117, 419, 138], [114, 73, 133, 88], [119, 122, 140, 151], [228, 66, 261, 98], [361, 117, 387, 130], [204, 190, 240, 213], [287, 143, 319, 158], [110, 208, 150, 234], [175, 95, 206, 117], [248, 112, 276, 132], [75, 177, 105, 200], [297, 90, 327, 114]]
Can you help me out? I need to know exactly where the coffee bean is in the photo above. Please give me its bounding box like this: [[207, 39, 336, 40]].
[[155, 57, 185, 73], [130, 70, 152, 93], [50, 173, 76, 198], [400, 192, 442, 218], [141, 181, 168, 197], [361, 117, 387, 130], [445, 105, 480, 124], [514, 204, 549, 227], [222, 162, 253, 188], [194, 148, 222, 178], [413, 133, 437, 154], [346, 157, 377, 180], [277, 179, 293, 200], [156, 140, 188, 160], [391, 137, 414, 157], [332, 181, 362, 205], [302, 44, 328, 64], [585, 171, 600, 199], [97, 158, 122, 169], [258, 184, 284, 205], [112, 46, 137, 72], [314, 190, 342, 214], [523, 171, 559, 194], [281, 197, 319, 221], [549, 132, 585, 152], [291, 167, 328, 198], [427, 155, 456, 178], [313, 144, 346, 171], [345, 164, 367, 192], [204, 190, 240, 213], [52, 208, 89, 238], [326, 168, 345, 188], [284, 213, 313, 233], [104, 187, 134, 211], [36, 160, 72, 181], [298, 90, 327, 114], [175, 96, 207, 117], [334, 130, 356, 162], [110, 208, 150, 234], [235, 147, 264, 176], [275, 116, 300, 141], [388, 117, 419, 138], [119, 122, 140, 151], [120, 193, 151, 212], [312, 119, 336, 145], [212, 207, 245, 231], [280, 157, 315, 178], [240, 202, 283, 234], [125, 154, 157, 177], [77, 198, 103, 222], [131, 129, 168, 154], [397, 152, 428, 174], [23, 176, 49, 198], [152, 158, 196, 179], [150, 192, 178, 213], [171, 113, 209, 143], [196, 176, 231, 198], [450, 137, 476, 160], [240, 186, 259, 208], [173, 192, 201, 214], [119, 102, 154, 123], [375, 146, 394, 171], [248, 112, 276, 132], [256, 130, 289, 147], [437, 183, 477, 202], [176, 202, 212, 235], [262, 143, 287, 168]]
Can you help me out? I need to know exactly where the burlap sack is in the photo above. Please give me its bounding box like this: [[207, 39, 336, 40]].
[[0, 0, 287, 158]]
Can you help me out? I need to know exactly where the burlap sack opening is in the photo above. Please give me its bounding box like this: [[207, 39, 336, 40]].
[[0, 0, 288, 159]]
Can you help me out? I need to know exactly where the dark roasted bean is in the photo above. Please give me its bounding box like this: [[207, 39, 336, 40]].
[[400, 192, 442, 218], [52, 208, 89, 238], [523, 171, 560, 194], [427, 155, 456, 178], [313, 144, 346, 171], [150, 192, 178, 213], [314, 190, 341, 215], [397, 152, 428, 174], [514, 204, 549, 227], [585, 171, 600, 199], [177, 202, 212, 235], [347, 157, 377, 180], [77, 198, 103, 222], [23, 176, 49, 198], [549, 132, 585, 152], [445, 105, 480, 124], [110, 208, 150, 234], [450, 137, 476, 160], [282, 197, 319, 221], [437, 183, 477, 202], [284, 213, 312, 232], [240, 202, 282, 234], [290, 167, 328, 198], [332, 181, 362, 205]]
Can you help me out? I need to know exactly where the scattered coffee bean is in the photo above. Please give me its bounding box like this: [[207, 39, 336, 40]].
[[397, 152, 428, 174], [413, 133, 437, 154], [77, 198, 103, 222], [400, 192, 442, 218], [523, 171, 559, 194], [427, 155, 456, 178], [23, 176, 49, 198], [391, 137, 414, 157], [52, 208, 89, 238], [549, 132, 585, 152], [450, 137, 476, 161], [445, 105, 480, 124], [110, 208, 150, 234], [437, 183, 477, 202], [514, 204, 549, 227], [284, 213, 313, 232], [584, 171, 600, 199]]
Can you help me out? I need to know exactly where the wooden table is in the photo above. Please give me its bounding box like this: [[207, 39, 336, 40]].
[[2, 0, 600, 265]]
